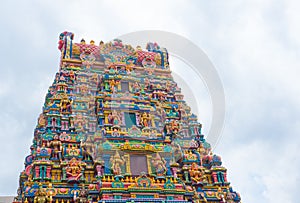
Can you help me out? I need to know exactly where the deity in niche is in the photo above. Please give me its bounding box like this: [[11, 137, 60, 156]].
[[66, 157, 83, 182], [110, 151, 126, 175], [81, 136, 95, 157], [140, 112, 150, 127], [151, 153, 167, 176], [48, 134, 62, 160], [108, 110, 122, 125]]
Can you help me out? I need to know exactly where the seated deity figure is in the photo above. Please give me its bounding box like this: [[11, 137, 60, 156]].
[[66, 157, 83, 182]]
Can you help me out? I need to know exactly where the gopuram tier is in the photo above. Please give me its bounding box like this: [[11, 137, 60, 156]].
[[15, 31, 241, 203]]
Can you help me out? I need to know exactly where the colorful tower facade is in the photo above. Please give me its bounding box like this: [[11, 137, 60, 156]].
[[15, 32, 241, 203]]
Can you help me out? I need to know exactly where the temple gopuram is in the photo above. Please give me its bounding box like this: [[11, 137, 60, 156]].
[[14, 32, 241, 203]]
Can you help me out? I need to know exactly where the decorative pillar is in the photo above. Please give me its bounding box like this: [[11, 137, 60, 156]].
[[65, 121, 69, 130], [104, 113, 108, 124], [103, 154, 111, 174], [35, 166, 40, 179], [39, 166, 43, 179], [219, 172, 225, 183], [57, 170, 61, 180], [151, 116, 155, 128], [46, 166, 51, 179], [61, 121, 65, 130], [212, 172, 218, 183], [48, 117, 52, 126], [62, 167, 66, 181], [223, 171, 227, 183], [105, 82, 109, 91], [56, 117, 61, 127], [81, 168, 85, 181], [164, 157, 172, 176]]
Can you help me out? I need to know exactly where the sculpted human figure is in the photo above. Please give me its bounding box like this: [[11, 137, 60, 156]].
[[74, 185, 88, 203], [74, 114, 85, 130], [66, 157, 82, 181], [34, 184, 52, 203], [151, 153, 167, 176], [60, 95, 72, 113], [48, 134, 62, 160], [112, 110, 121, 125], [140, 112, 150, 127], [110, 151, 125, 175], [95, 160, 104, 177], [38, 114, 46, 127], [81, 136, 95, 159]]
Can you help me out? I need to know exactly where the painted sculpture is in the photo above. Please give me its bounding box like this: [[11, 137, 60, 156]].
[[14, 31, 241, 203]]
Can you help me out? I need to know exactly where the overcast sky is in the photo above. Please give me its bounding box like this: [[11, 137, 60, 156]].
[[1, 1, 300, 202]]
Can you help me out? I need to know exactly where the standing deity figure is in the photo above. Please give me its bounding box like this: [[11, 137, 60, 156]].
[[60, 95, 72, 113], [81, 136, 95, 158], [171, 143, 183, 164], [151, 153, 167, 176], [48, 135, 62, 160], [171, 167, 178, 179], [110, 151, 125, 175], [111, 110, 121, 125], [109, 79, 119, 92], [140, 112, 150, 127], [132, 81, 141, 94], [74, 114, 85, 130], [95, 162, 104, 177], [171, 120, 180, 134]]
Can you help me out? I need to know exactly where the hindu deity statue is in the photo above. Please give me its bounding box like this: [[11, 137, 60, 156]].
[[60, 95, 72, 113], [171, 143, 183, 164], [66, 157, 83, 182], [74, 185, 88, 203], [48, 134, 62, 160], [189, 163, 207, 184], [192, 188, 202, 203], [80, 85, 88, 95], [74, 114, 85, 130], [110, 110, 122, 125], [37, 114, 46, 127], [132, 81, 141, 95], [110, 151, 125, 175], [81, 136, 95, 157], [140, 112, 150, 127], [215, 187, 226, 202], [95, 160, 104, 177], [151, 153, 167, 176], [33, 185, 50, 203], [197, 143, 207, 156], [171, 119, 180, 134], [109, 79, 119, 92]]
